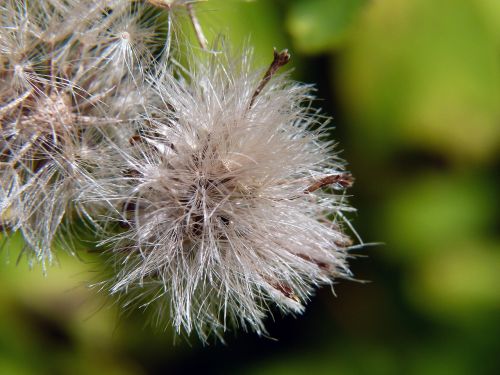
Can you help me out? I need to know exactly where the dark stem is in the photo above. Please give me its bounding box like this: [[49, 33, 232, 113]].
[[304, 173, 354, 194], [248, 48, 290, 109]]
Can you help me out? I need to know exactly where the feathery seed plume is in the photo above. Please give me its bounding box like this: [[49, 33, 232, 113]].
[[92, 47, 355, 341], [0, 0, 153, 267]]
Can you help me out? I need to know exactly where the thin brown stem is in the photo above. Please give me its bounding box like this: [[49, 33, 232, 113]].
[[304, 173, 354, 194], [186, 3, 208, 50], [249, 48, 290, 109]]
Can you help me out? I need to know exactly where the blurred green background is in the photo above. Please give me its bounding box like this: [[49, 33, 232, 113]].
[[1, 0, 499, 374]]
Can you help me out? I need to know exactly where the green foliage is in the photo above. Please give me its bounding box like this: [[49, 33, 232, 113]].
[[197, 0, 288, 66], [286, 0, 367, 53], [339, 0, 500, 162], [381, 173, 496, 261], [407, 241, 500, 321]]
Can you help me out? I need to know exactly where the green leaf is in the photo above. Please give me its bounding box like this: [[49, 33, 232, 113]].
[[287, 0, 367, 54], [406, 241, 500, 321], [380, 173, 496, 262], [338, 0, 500, 163]]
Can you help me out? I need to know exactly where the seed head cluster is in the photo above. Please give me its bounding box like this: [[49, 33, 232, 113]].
[[1, 0, 358, 341], [0, 0, 160, 266]]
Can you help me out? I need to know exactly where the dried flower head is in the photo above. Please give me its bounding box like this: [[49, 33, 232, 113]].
[[0, 0, 155, 266], [95, 47, 355, 341]]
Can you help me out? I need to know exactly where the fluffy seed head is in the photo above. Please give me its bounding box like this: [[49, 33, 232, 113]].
[[96, 48, 355, 341], [0, 0, 152, 265]]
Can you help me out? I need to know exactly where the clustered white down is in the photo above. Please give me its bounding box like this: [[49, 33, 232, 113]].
[[0, 0, 356, 341]]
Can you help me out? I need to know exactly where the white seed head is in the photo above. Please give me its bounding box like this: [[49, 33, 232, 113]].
[[0, 0, 149, 266], [96, 48, 355, 341]]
